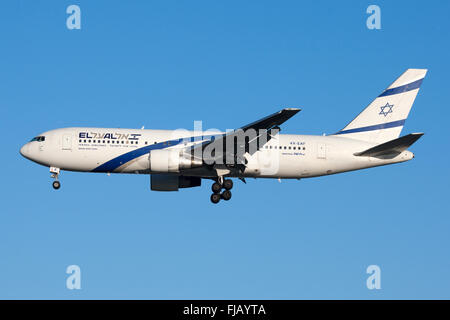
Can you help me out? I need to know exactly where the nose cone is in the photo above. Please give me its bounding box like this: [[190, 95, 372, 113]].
[[20, 143, 30, 159]]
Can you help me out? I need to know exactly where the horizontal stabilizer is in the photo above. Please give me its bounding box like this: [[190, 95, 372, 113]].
[[354, 133, 424, 157]]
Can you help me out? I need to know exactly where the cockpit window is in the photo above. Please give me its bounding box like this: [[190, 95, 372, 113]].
[[30, 136, 45, 142]]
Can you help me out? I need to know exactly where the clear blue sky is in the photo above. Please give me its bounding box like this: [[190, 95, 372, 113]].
[[1, 0, 449, 299]]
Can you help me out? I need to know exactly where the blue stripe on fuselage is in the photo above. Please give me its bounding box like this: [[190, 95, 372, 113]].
[[334, 119, 406, 135], [378, 78, 423, 97], [92, 134, 216, 173]]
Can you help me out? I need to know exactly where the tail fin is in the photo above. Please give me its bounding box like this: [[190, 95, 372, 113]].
[[334, 69, 427, 144]]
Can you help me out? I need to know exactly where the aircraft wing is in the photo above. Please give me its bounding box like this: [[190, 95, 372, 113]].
[[239, 108, 301, 132], [187, 108, 301, 169]]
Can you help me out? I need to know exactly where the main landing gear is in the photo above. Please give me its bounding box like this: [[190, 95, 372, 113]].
[[210, 178, 233, 204], [50, 167, 61, 190]]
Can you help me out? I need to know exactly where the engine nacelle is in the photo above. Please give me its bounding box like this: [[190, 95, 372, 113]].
[[150, 174, 201, 191], [149, 149, 202, 173]]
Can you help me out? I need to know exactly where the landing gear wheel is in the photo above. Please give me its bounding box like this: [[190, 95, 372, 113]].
[[210, 193, 221, 204], [223, 179, 233, 190], [221, 190, 232, 201], [211, 182, 222, 194], [52, 181, 61, 190]]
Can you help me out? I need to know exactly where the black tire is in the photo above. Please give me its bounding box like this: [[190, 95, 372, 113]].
[[223, 179, 233, 190], [211, 182, 222, 194], [210, 193, 221, 204], [221, 190, 232, 201], [52, 181, 61, 190]]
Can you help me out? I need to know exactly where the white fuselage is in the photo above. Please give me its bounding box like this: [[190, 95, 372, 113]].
[[19, 127, 414, 179]]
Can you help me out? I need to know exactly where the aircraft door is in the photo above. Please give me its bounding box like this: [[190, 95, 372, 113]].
[[62, 134, 72, 150], [317, 143, 327, 159]]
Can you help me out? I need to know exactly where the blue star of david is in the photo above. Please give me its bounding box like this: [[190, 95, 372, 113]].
[[379, 103, 393, 117]]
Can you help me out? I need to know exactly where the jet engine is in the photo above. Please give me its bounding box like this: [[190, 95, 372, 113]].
[[149, 149, 202, 173], [150, 174, 201, 191]]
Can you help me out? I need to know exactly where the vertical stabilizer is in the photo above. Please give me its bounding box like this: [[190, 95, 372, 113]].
[[334, 69, 427, 144]]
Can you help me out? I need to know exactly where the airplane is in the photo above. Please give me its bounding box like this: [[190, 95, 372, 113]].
[[20, 68, 427, 204]]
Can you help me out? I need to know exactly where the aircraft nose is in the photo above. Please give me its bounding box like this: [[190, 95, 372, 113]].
[[20, 143, 29, 158]]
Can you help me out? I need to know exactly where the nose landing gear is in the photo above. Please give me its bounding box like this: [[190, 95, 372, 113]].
[[210, 178, 233, 204], [50, 167, 61, 190], [52, 181, 61, 190]]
